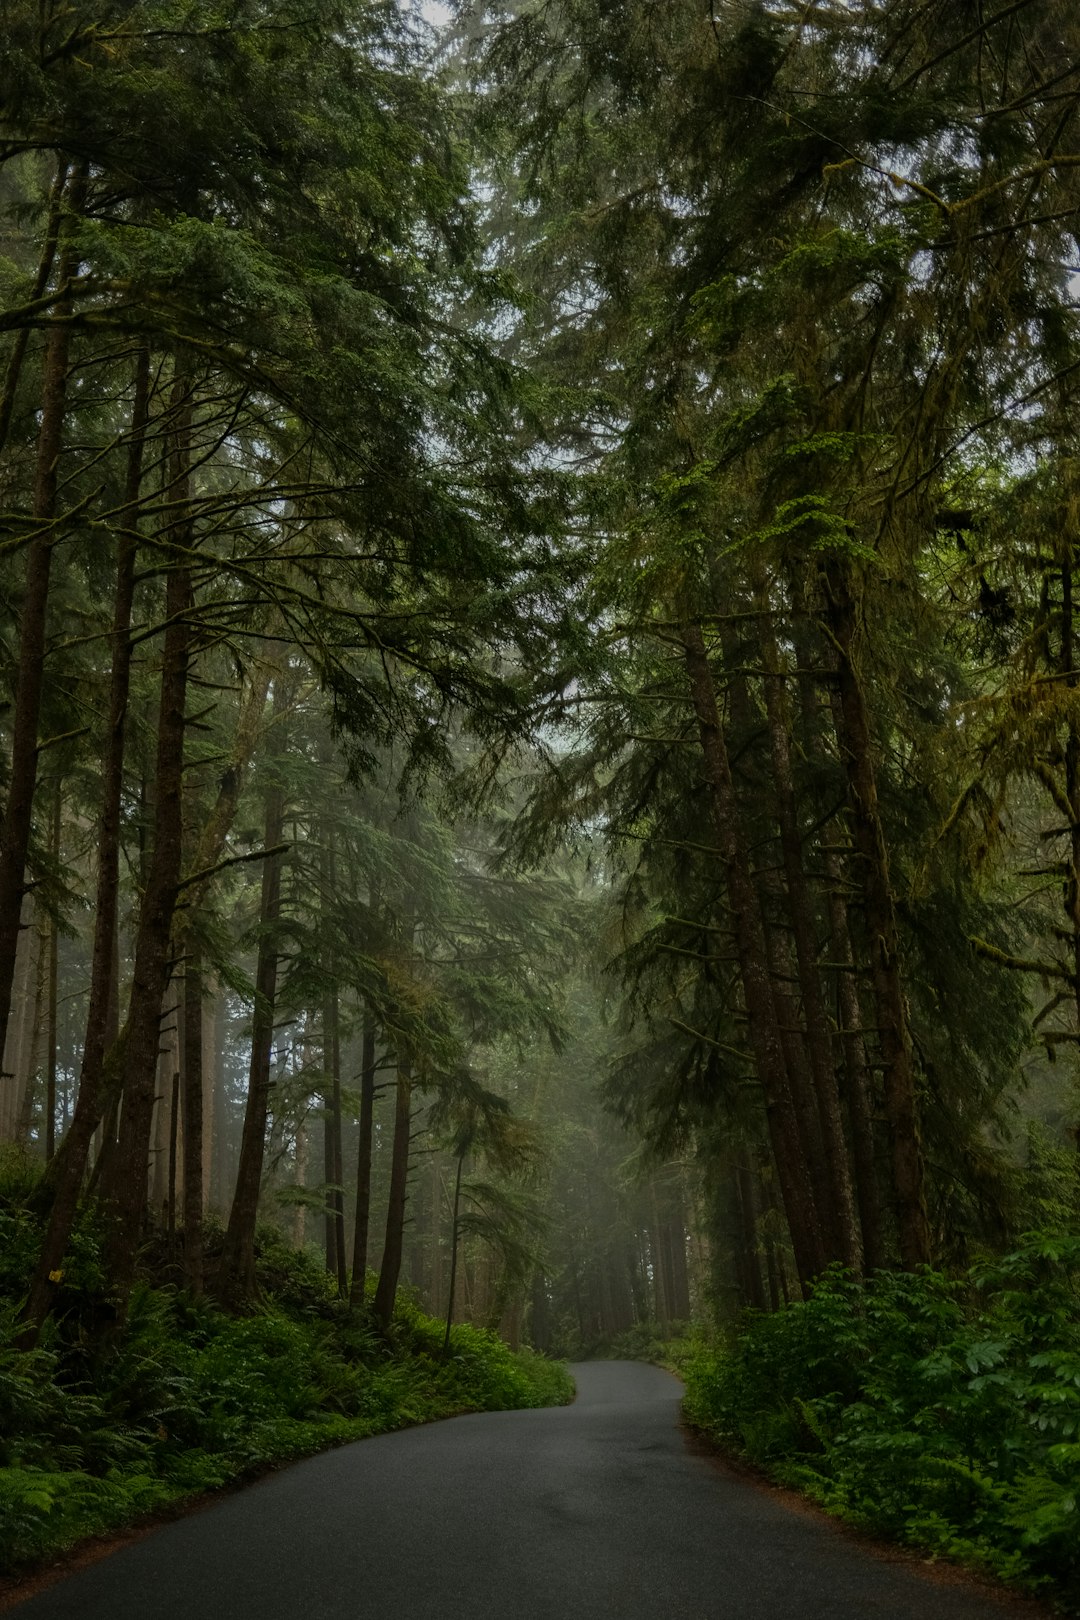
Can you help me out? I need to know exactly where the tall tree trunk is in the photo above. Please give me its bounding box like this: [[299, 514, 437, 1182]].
[[1059, 548, 1080, 1034], [167, 1065, 180, 1243], [735, 1161, 767, 1311], [681, 617, 824, 1286], [44, 779, 61, 1161], [823, 846, 887, 1271], [320, 827, 347, 1296], [323, 984, 347, 1298], [441, 1148, 464, 1355], [293, 1105, 308, 1249], [428, 1149, 443, 1319], [323, 1076, 338, 1280], [0, 904, 33, 1140], [649, 1177, 671, 1328], [19, 909, 47, 1146], [823, 563, 930, 1268], [757, 599, 861, 1271], [373, 1049, 412, 1330], [718, 619, 833, 1271], [666, 1173, 691, 1319], [0, 166, 86, 1071], [217, 691, 288, 1308], [349, 1018, 377, 1306], [151, 1004, 178, 1221], [97, 379, 195, 1313], [789, 587, 886, 1272], [23, 350, 151, 1334], [211, 989, 229, 1209], [183, 946, 204, 1293]]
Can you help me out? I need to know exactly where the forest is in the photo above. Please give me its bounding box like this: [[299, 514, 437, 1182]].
[[1, 0, 1080, 1609]]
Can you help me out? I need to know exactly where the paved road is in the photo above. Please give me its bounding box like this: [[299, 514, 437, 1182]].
[[12, 1361, 1045, 1619]]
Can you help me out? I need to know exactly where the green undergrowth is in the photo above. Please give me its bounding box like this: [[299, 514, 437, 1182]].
[[0, 1198, 573, 1574], [604, 1319, 696, 1375], [681, 1236, 1080, 1613]]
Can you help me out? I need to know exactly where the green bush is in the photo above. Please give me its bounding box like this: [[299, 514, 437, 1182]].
[[682, 1237, 1080, 1609]]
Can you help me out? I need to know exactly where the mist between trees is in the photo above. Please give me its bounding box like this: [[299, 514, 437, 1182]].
[[2, 0, 1080, 1602]]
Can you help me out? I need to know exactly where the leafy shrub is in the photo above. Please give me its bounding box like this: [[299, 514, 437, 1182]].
[[607, 1319, 694, 1369], [681, 1237, 1080, 1609]]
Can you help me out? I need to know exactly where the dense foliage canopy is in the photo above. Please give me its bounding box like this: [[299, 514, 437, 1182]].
[[2, 0, 1080, 1603]]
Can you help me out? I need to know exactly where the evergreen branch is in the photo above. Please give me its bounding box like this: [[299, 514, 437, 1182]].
[[968, 936, 1074, 982], [176, 843, 290, 896]]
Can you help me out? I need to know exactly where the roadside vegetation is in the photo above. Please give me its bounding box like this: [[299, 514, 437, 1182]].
[[0, 1151, 573, 1574], [680, 1240, 1080, 1611]]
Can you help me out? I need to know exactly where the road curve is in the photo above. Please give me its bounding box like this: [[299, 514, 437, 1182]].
[[11, 1361, 1047, 1619]]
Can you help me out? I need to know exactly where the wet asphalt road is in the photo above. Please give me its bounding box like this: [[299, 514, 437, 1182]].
[[11, 1360, 1045, 1619]]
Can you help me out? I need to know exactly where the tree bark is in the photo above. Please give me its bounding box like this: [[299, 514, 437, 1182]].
[[823, 562, 930, 1268], [183, 946, 205, 1293], [323, 1072, 338, 1279], [167, 1066, 180, 1242], [23, 350, 151, 1334], [1059, 548, 1080, 1034], [823, 845, 887, 1271], [681, 617, 824, 1286], [323, 984, 347, 1298], [348, 1018, 377, 1306], [758, 600, 861, 1271], [217, 686, 288, 1308], [97, 378, 195, 1313], [373, 1049, 413, 1329], [735, 1161, 767, 1311], [442, 1148, 464, 1355], [320, 828, 347, 1296], [0, 904, 33, 1140], [44, 780, 61, 1161], [0, 166, 86, 1072]]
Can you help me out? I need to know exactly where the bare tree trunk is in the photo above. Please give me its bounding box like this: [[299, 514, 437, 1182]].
[[151, 1007, 178, 1221], [824, 563, 930, 1268], [167, 1067, 180, 1243], [97, 378, 195, 1315], [200, 977, 215, 1215], [373, 1050, 412, 1330], [647, 1178, 669, 1328], [323, 1082, 338, 1279], [1059, 550, 1080, 1034], [323, 985, 347, 1298], [217, 689, 288, 1308], [44, 780, 61, 1160], [293, 1119, 308, 1248], [18, 909, 47, 1146], [823, 847, 886, 1271], [666, 1173, 691, 1319], [183, 947, 204, 1292], [320, 828, 347, 1297], [0, 166, 86, 1069], [349, 1019, 377, 1306], [735, 1162, 767, 1310], [681, 618, 823, 1286], [757, 600, 861, 1271], [23, 350, 151, 1332], [441, 1149, 464, 1355], [428, 1149, 443, 1319], [789, 588, 886, 1272], [0, 904, 33, 1140], [211, 989, 229, 1210]]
